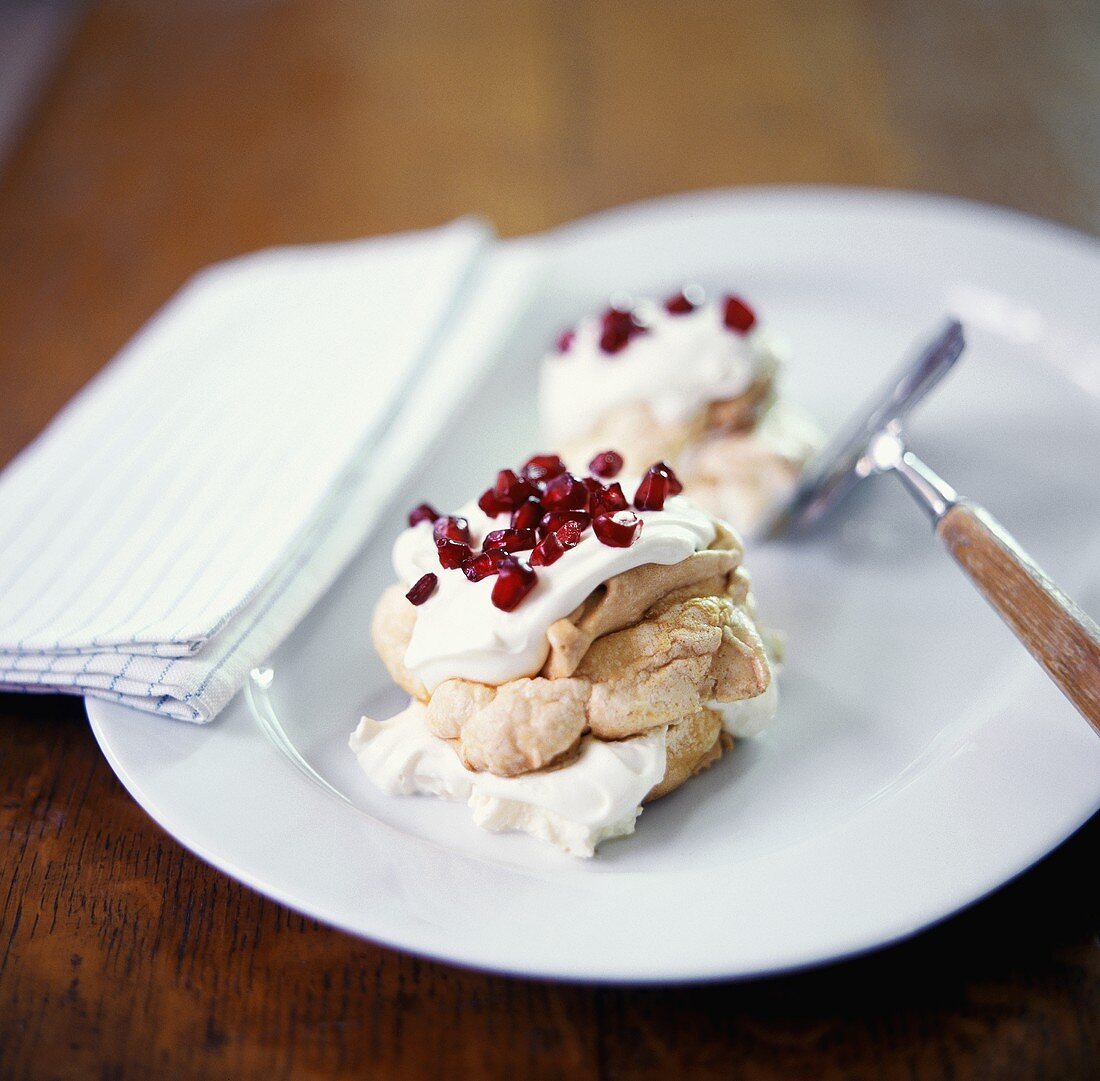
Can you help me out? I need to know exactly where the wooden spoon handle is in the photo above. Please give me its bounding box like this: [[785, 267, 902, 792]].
[[937, 502, 1100, 733]]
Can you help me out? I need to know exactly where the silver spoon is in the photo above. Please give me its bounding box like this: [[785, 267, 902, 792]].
[[771, 320, 1100, 734]]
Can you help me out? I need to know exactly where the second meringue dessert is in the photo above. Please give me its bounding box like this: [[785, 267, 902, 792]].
[[350, 453, 779, 858], [539, 289, 822, 537]]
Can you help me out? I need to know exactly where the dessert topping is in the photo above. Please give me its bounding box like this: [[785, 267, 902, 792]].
[[599, 305, 648, 355], [405, 573, 438, 605], [529, 520, 583, 567], [437, 540, 472, 570], [408, 452, 679, 607], [722, 295, 757, 334], [588, 449, 624, 478], [491, 557, 538, 611], [633, 461, 683, 511], [407, 502, 440, 527], [665, 285, 705, 314], [493, 469, 536, 509], [483, 527, 538, 553], [510, 497, 544, 531], [433, 516, 471, 546], [592, 510, 643, 548], [521, 453, 568, 483]]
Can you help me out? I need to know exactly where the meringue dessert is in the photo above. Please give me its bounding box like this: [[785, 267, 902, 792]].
[[539, 289, 822, 537], [350, 453, 779, 858]]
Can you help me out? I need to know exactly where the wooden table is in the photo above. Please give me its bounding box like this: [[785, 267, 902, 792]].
[[1, 3, 1097, 1077]]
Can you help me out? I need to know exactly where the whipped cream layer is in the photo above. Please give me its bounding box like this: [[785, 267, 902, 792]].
[[714, 673, 779, 738], [394, 483, 716, 691], [540, 297, 782, 445], [350, 699, 667, 858]]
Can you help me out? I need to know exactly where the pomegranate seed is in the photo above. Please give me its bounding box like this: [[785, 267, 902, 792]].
[[542, 472, 590, 513], [588, 450, 623, 478], [649, 460, 683, 494], [521, 454, 567, 484], [407, 502, 440, 528], [722, 295, 756, 334], [539, 510, 591, 536], [557, 519, 583, 545], [599, 306, 647, 354], [556, 329, 575, 353], [511, 498, 543, 531], [483, 527, 537, 553], [433, 516, 471, 547], [593, 481, 628, 515], [478, 487, 508, 518], [493, 468, 535, 509], [530, 534, 563, 567], [529, 520, 583, 567], [491, 558, 538, 611], [633, 471, 670, 511], [405, 572, 438, 605], [665, 291, 696, 314], [462, 550, 508, 582], [437, 540, 471, 570], [593, 510, 643, 548]]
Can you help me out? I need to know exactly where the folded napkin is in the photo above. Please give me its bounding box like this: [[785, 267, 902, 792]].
[[0, 219, 538, 721]]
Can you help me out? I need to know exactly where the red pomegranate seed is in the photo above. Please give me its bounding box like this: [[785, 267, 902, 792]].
[[599, 306, 647, 354], [593, 481, 628, 515], [483, 527, 537, 553], [665, 291, 696, 314], [511, 498, 543, 531], [542, 472, 590, 513], [556, 329, 575, 353], [649, 460, 683, 494], [558, 519, 583, 545], [437, 540, 471, 570], [493, 469, 536, 509], [462, 549, 508, 582], [521, 453, 568, 484], [491, 558, 538, 611], [529, 534, 562, 567], [405, 572, 438, 605], [722, 295, 756, 334], [588, 450, 624, 478], [642, 459, 677, 497], [539, 510, 591, 537], [407, 502, 440, 528], [529, 520, 583, 567], [633, 470, 670, 511], [433, 516, 471, 547], [478, 487, 508, 518], [593, 511, 643, 548]]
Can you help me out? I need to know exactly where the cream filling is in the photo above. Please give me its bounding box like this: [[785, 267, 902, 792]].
[[713, 673, 779, 739], [539, 297, 782, 444], [349, 699, 667, 858], [393, 484, 716, 692]]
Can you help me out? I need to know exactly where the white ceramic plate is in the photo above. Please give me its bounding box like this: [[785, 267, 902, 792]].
[[87, 188, 1100, 983]]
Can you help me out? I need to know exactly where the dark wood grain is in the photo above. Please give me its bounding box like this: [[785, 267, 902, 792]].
[[1, 2, 1097, 1078]]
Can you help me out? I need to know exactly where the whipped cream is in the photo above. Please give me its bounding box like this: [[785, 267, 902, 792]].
[[714, 672, 779, 738], [539, 297, 782, 445], [349, 699, 667, 857], [394, 483, 716, 691]]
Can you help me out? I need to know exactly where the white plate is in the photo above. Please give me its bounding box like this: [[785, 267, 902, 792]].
[[87, 188, 1100, 983]]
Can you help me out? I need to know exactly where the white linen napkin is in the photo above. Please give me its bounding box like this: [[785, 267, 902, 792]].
[[0, 219, 539, 721]]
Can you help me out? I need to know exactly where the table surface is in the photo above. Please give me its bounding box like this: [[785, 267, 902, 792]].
[[1, 2, 1098, 1078]]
